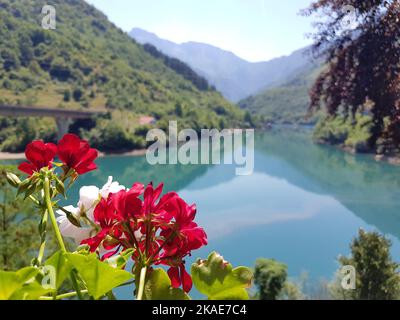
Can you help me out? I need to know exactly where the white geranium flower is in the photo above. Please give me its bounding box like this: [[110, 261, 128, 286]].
[[100, 176, 126, 199], [57, 176, 125, 246], [56, 205, 93, 245]]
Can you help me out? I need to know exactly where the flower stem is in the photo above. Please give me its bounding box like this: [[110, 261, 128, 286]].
[[136, 266, 147, 300], [39, 289, 88, 300], [123, 222, 144, 262], [43, 176, 66, 252], [36, 209, 48, 265], [44, 175, 84, 300], [148, 229, 177, 264], [70, 269, 84, 300]]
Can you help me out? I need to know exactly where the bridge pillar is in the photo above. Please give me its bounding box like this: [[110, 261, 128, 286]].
[[56, 117, 73, 140]]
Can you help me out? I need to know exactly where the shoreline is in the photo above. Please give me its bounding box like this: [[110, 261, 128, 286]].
[[0, 149, 147, 161], [315, 141, 400, 166]]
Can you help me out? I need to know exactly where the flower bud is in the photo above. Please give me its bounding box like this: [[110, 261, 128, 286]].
[[58, 207, 81, 227], [6, 172, 21, 188]]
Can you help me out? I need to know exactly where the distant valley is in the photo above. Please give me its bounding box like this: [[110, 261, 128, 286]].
[[130, 28, 317, 103]]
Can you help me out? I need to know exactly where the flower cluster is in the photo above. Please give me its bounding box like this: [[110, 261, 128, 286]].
[[60, 180, 208, 292], [18, 133, 98, 176], [17, 133, 207, 293]]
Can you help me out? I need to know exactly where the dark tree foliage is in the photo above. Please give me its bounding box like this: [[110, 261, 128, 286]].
[[303, 0, 400, 150], [143, 43, 213, 91], [340, 229, 400, 300], [254, 258, 288, 300]]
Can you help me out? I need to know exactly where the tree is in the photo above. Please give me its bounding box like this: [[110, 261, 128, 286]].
[[244, 111, 254, 127], [338, 229, 400, 300], [175, 102, 183, 117], [254, 258, 288, 300], [303, 0, 400, 152], [63, 89, 71, 102], [73, 87, 83, 102]]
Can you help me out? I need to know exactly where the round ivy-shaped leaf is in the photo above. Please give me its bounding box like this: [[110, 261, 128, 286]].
[[191, 252, 253, 300]]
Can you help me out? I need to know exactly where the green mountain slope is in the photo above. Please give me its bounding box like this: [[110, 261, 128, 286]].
[[239, 64, 322, 124], [131, 28, 313, 103], [0, 0, 247, 151]]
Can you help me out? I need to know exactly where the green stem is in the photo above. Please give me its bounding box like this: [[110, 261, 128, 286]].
[[44, 176, 85, 300], [39, 289, 88, 300], [137, 266, 147, 300], [36, 209, 48, 265], [148, 229, 177, 264], [43, 176, 66, 252], [123, 222, 144, 262], [70, 270, 84, 300]]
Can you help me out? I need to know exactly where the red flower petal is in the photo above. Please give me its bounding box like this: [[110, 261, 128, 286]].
[[18, 162, 35, 175], [180, 264, 192, 293], [167, 266, 181, 288], [57, 133, 98, 175]]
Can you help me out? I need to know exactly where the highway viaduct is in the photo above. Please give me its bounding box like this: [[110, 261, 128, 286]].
[[0, 105, 107, 139]]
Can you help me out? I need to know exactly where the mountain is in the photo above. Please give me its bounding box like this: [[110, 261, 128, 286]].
[[0, 0, 247, 151], [239, 63, 323, 124], [130, 28, 314, 102]]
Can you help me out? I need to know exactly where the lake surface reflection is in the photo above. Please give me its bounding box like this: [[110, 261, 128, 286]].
[[11, 128, 400, 297]]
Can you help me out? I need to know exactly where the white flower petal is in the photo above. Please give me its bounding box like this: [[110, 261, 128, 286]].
[[100, 176, 126, 199], [77, 185, 100, 218]]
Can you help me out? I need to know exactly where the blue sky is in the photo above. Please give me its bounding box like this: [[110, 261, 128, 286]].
[[86, 0, 314, 62]]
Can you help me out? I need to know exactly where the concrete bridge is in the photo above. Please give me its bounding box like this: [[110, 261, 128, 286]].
[[0, 105, 107, 139]]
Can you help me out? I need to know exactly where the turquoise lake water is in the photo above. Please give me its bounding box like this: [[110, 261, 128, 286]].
[[6, 128, 400, 298]]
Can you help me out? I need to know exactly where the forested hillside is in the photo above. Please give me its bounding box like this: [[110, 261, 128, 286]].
[[239, 64, 322, 124], [0, 0, 248, 152]]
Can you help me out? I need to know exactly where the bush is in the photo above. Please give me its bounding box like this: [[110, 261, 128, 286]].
[[344, 115, 374, 152], [86, 121, 140, 152], [0, 117, 57, 152], [73, 87, 84, 102], [254, 258, 288, 300], [313, 113, 373, 152], [63, 89, 71, 102]]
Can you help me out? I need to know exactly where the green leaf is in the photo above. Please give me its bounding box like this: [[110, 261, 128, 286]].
[[9, 281, 53, 300], [191, 252, 253, 300], [0, 267, 39, 300], [66, 253, 133, 299], [45, 251, 73, 289], [143, 268, 190, 300]]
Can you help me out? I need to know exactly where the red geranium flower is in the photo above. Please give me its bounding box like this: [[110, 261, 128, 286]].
[[18, 140, 57, 176], [80, 181, 207, 293], [57, 134, 98, 175], [138, 183, 179, 226], [159, 197, 207, 292]]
